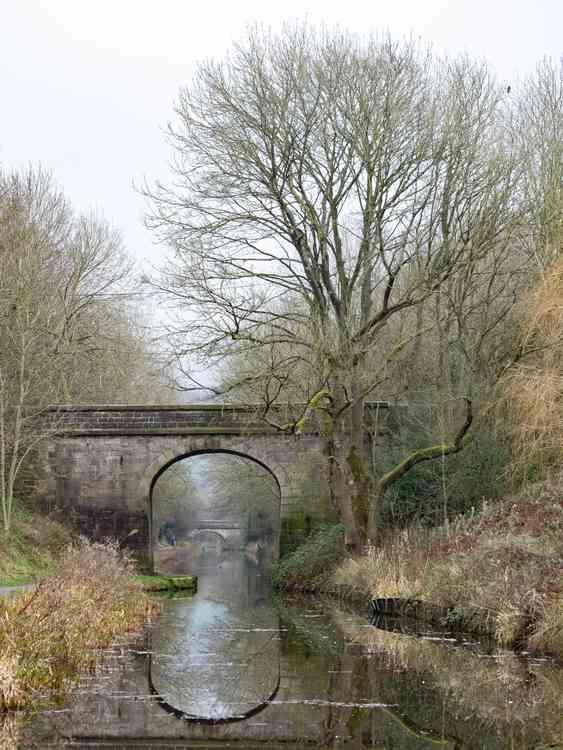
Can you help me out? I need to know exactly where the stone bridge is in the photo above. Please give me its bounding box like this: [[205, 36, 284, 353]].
[[185, 522, 246, 549], [38, 403, 393, 569]]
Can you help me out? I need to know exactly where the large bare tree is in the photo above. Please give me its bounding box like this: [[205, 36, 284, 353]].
[[146, 27, 518, 550]]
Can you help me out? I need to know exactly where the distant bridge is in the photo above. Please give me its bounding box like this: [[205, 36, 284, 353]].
[[186, 521, 247, 548], [191, 520, 245, 530]]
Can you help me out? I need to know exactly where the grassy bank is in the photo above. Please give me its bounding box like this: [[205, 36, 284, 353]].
[[274, 481, 563, 658], [0, 506, 75, 585], [0, 538, 158, 713], [135, 573, 198, 592], [338, 480, 563, 657], [271, 523, 346, 592]]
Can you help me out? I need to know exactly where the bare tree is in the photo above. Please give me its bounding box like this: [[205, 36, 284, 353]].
[[146, 27, 518, 550], [0, 168, 165, 535], [0, 169, 71, 533], [511, 56, 563, 270]]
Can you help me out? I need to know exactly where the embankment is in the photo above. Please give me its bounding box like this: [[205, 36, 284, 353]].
[[0, 539, 158, 712], [273, 481, 563, 658], [0, 506, 75, 586]]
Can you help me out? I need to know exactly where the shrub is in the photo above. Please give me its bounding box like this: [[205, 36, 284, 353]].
[[0, 538, 157, 711], [529, 595, 563, 656], [333, 480, 563, 656], [334, 526, 432, 600], [279, 511, 315, 555], [271, 523, 345, 591]]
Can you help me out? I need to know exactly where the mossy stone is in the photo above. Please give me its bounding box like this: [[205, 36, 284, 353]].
[[136, 574, 198, 592]]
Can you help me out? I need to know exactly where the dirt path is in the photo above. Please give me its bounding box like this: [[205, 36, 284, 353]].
[[0, 583, 35, 596]]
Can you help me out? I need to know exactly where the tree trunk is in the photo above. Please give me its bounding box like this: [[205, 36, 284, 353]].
[[327, 433, 363, 552], [326, 382, 372, 554], [366, 484, 385, 547]]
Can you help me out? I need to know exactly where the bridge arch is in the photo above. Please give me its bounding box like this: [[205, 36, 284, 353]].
[[148, 448, 282, 497], [147, 448, 282, 569]]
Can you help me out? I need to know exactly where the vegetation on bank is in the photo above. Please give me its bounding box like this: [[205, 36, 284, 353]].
[[274, 482, 563, 658], [0, 539, 157, 712], [337, 481, 563, 658], [271, 523, 345, 592], [135, 573, 198, 592], [0, 505, 74, 585]]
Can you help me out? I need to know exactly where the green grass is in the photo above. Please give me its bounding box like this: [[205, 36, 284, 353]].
[[134, 574, 198, 592], [271, 523, 345, 592], [0, 504, 75, 581]]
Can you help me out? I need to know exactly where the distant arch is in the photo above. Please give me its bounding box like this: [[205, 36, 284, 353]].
[[187, 529, 226, 544], [147, 449, 282, 568]]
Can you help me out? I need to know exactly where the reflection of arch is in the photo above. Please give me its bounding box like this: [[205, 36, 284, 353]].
[[147, 640, 281, 725], [146, 449, 282, 572]]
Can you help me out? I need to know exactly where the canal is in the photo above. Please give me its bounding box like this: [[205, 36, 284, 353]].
[[22, 549, 563, 749]]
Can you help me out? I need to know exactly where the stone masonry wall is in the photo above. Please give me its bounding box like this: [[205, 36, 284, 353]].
[[38, 404, 393, 567]]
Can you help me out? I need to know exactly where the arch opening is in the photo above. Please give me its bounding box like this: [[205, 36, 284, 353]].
[[149, 450, 281, 575]]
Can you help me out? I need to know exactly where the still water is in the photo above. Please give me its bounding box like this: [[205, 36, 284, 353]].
[[24, 550, 563, 749]]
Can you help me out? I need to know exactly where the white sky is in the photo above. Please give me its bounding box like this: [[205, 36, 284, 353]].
[[1, 0, 561, 278]]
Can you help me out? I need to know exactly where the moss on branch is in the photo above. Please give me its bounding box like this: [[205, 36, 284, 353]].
[[376, 398, 473, 498]]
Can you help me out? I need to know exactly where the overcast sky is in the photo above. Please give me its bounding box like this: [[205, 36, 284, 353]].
[[1, 0, 561, 274]]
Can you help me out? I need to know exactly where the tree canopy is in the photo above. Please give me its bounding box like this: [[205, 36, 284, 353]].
[[146, 27, 560, 549]]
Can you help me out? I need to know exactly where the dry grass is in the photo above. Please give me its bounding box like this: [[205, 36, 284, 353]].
[[333, 480, 563, 656], [508, 255, 563, 474], [0, 714, 24, 750], [334, 528, 431, 600], [0, 538, 158, 712], [530, 595, 563, 655]]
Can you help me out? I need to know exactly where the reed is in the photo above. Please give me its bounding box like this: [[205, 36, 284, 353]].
[[333, 480, 563, 656], [0, 538, 158, 711]]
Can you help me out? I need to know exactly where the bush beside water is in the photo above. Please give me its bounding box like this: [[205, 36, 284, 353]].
[[271, 523, 345, 592], [334, 480, 563, 657], [0, 538, 158, 712]]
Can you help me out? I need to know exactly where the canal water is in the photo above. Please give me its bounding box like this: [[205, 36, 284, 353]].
[[22, 550, 563, 749]]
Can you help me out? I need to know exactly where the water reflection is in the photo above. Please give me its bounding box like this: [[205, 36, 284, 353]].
[[22, 557, 563, 749], [150, 550, 280, 721]]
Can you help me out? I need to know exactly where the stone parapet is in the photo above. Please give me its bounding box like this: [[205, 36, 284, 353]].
[[39, 402, 392, 436]]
